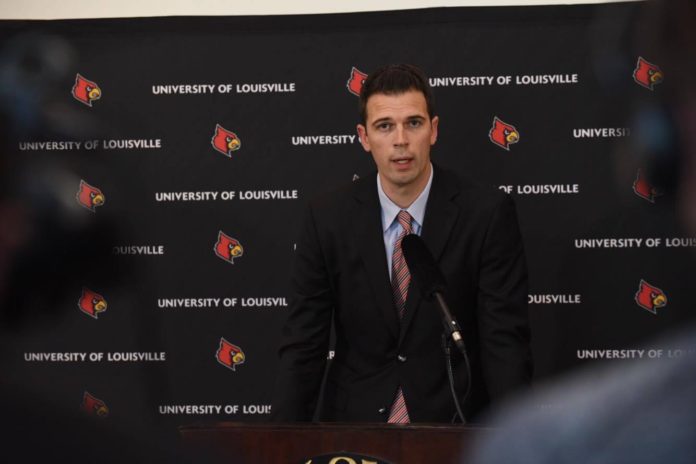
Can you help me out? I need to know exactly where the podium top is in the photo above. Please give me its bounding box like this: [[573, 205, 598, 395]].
[[179, 422, 491, 464], [181, 421, 490, 432]]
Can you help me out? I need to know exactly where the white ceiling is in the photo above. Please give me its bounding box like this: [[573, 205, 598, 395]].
[[0, 0, 640, 20]]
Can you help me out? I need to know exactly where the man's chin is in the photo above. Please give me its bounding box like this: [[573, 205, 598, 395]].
[[384, 172, 418, 188]]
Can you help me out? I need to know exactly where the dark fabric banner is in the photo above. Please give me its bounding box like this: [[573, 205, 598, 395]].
[[1, 1, 692, 430]]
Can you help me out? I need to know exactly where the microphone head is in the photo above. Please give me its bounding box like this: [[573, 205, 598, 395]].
[[401, 234, 446, 298]]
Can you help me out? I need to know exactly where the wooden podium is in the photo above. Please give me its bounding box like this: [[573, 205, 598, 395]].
[[179, 422, 490, 463]]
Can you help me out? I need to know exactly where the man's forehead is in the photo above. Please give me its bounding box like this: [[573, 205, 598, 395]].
[[366, 90, 429, 122]]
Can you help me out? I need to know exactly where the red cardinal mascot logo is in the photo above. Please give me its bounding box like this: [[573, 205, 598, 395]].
[[214, 231, 244, 264], [633, 57, 663, 91], [78, 287, 107, 319], [76, 180, 105, 212], [346, 67, 368, 96], [216, 337, 245, 371], [633, 169, 662, 203], [211, 124, 241, 157], [81, 392, 109, 417], [635, 279, 667, 314], [489, 117, 520, 150], [72, 73, 102, 106]]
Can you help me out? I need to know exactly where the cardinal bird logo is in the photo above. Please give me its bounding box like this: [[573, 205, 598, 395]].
[[81, 392, 109, 417], [211, 124, 241, 157], [214, 231, 244, 264], [346, 67, 368, 96], [489, 117, 520, 151], [216, 337, 245, 371], [635, 279, 667, 314], [633, 169, 662, 203], [76, 180, 105, 212], [72, 73, 102, 107], [78, 287, 107, 319], [633, 57, 663, 91]]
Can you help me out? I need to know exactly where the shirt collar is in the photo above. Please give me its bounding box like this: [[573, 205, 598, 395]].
[[377, 163, 434, 232]]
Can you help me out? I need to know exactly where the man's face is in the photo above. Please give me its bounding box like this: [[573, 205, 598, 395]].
[[357, 90, 438, 193]]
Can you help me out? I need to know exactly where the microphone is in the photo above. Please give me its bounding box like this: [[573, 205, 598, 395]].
[[401, 234, 466, 355]]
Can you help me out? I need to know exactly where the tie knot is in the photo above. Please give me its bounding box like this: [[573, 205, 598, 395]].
[[397, 210, 412, 233]]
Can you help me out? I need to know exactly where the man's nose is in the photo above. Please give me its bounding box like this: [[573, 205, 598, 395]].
[[393, 124, 408, 146]]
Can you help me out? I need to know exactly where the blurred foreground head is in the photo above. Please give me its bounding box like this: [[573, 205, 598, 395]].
[[634, 0, 696, 233], [0, 33, 117, 331]]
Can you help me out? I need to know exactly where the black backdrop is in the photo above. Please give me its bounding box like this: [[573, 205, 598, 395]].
[[1, 1, 694, 429]]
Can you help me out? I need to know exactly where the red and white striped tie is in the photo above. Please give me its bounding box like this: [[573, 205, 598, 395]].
[[388, 210, 412, 424]]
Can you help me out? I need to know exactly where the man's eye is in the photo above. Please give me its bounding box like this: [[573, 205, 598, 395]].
[[377, 123, 392, 131], [408, 120, 423, 128]]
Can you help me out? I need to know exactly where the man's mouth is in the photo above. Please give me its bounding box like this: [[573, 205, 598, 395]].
[[392, 157, 413, 165]]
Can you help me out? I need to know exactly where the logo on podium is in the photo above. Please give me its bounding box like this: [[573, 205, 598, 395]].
[[304, 453, 391, 464]]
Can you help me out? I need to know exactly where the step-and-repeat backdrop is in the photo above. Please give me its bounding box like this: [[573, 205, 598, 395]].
[[1, 1, 693, 429]]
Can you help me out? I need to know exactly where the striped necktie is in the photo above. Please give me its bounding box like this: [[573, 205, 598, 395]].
[[387, 210, 412, 424]]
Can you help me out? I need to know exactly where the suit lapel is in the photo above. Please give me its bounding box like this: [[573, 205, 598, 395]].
[[399, 165, 460, 345], [419, 166, 460, 262], [351, 176, 400, 340]]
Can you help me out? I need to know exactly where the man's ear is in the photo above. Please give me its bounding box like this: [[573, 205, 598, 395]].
[[357, 124, 371, 152], [430, 116, 439, 145]]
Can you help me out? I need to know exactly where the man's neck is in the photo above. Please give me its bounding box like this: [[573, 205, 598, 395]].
[[379, 164, 432, 209]]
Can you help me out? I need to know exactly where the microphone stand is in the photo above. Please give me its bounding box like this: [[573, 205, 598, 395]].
[[433, 291, 471, 425]]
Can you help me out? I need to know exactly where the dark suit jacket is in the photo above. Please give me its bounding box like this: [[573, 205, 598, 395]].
[[272, 165, 532, 423]]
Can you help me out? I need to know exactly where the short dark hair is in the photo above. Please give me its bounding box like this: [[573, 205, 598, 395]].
[[359, 64, 435, 125]]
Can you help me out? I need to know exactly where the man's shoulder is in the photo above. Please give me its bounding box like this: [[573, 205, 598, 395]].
[[307, 174, 375, 212], [304, 166, 511, 216], [434, 165, 508, 210]]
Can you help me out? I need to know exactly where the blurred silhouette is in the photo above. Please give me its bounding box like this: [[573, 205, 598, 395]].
[[470, 1, 696, 462], [0, 33, 209, 463]]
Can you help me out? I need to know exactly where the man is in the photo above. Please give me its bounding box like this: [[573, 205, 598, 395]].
[[272, 64, 531, 423]]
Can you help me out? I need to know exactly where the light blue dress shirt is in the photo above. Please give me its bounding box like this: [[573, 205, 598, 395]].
[[377, 163, 434, 280]]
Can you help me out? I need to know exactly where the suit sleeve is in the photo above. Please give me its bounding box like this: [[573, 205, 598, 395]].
[[271, 203, 334, 421], [476, 194, 532, 401]]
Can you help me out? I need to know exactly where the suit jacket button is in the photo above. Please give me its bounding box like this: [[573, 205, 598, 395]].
[[378, 407, 387, 414], [397, 355, 407, 362]]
